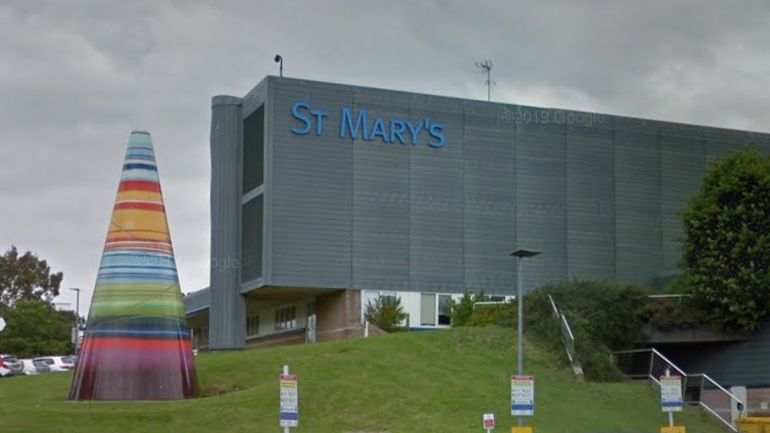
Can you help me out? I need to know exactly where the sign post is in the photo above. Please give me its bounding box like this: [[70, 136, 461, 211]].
[[511, 375, 534, 432], [483, 413, 495, 433], [660, 369, 686, 433], [280, 365, 299, 432], [0, 317, 5, 333]]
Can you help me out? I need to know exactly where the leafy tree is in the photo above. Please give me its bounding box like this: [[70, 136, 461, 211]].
[[682, 147, 770, 332], [0, 300, 74, 357], [0, 246, 63, 306], [364, 296, 408, 333]]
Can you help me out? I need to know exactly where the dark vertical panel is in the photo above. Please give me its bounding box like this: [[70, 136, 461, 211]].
[[350, 92, 411, 291], [614, 118, 661, 285], [515, 108, 567, 290], [241, 196, 263, 283], [269, 80, 353, 288], [566, 119, 615, 280], [463, 101, 516, 293], [659, 123, 705, 274], [242, 106, 264, 192], [408, 96, 465, 292]]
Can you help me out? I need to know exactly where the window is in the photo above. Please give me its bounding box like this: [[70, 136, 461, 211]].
[[275, 306, 297, 331], [241, 195, 263, 283], [247, 314, 260, 337], [362, 290, 379, 309], [420, 293, 436, 326], [380, 291, 397, 303], [438, 295, 452, 326], [242, 105, 264, 192]]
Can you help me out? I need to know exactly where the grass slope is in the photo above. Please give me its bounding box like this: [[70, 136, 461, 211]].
[[0, 327, 723, 433]]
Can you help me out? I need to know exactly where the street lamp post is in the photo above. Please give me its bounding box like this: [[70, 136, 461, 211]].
[[68, 288, 81, 353], [510, 249, 541, 427]]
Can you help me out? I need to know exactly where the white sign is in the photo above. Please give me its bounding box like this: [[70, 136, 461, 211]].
[[280, 373, 299, 427], [661, 375, 683, 412], [511, 375, 535, 416], [483, 413, 495, 430], [0, 317, 5, 332]]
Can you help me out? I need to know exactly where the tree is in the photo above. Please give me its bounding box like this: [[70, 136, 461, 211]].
[[0, 246, 63, 306], [450, 291, 489, 326], [364, 296, 408, 333], [682, 146, 770, 332], [0, 300, 74, 357]]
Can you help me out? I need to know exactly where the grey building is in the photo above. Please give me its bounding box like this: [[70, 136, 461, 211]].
[[184, 76, 770, 353]]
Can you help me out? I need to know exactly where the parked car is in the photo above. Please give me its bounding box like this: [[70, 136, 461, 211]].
[[33, 356, 76, 372], [19, 358, 50, 375], [0, 354, 24, 377]]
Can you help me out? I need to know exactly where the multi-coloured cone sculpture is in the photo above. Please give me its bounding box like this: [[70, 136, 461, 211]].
[[69, 131, 199, 400]]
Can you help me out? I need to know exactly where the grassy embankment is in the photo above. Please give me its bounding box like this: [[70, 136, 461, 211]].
[[0, 327, 722, 433]]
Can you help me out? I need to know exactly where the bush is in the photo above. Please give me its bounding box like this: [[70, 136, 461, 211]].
[[364, 296, 408, 333], [525, 280, 651, 381], [450, 291, 489, 326]]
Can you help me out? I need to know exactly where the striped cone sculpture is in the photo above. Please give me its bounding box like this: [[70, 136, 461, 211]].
[[69, 131, 199, 400]]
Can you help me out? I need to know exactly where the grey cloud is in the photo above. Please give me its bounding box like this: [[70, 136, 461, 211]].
[[2, 0, 770, 314]]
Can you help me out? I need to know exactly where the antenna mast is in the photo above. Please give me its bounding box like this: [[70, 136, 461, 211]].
[[474, 60, 494, 101]]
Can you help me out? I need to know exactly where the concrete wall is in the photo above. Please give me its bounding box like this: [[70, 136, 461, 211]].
[[661, 321, 770, 389]]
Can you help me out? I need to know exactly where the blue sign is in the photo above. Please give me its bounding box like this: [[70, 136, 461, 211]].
[[290, 101, 446, 148]]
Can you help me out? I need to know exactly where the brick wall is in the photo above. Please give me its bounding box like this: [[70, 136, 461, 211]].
[[316, 289, 364, 342]]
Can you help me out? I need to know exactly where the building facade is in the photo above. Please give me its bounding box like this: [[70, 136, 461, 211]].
[[184, 76, 770, 352]]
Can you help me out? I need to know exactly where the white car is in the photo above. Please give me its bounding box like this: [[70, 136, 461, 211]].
[[19, 358, 50, 375], [0, 354, 23, 377], [33, 356, 76, 373]]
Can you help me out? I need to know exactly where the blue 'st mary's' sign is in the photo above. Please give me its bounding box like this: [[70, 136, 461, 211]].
[[290, 101, 446, 149]]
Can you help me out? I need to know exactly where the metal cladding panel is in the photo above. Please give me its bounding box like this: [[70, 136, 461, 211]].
[[351, 92, 412, 291], [269, 80, 353, 288], [209, 97, 246, 349], [660, 127, 705, 272], [515, 109, 567, 290], [463, 101, 516, 292], [566, 122, 616, 280], [251, 77, 770, 297], [613, 118, 661, 285], [409, 97, 465, 292]]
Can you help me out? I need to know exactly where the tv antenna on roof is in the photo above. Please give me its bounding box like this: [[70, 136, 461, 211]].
[[274, 54, 283, 77], [475, 60, 495, 101]]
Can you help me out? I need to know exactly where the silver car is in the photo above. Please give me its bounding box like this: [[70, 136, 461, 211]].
[[0, 354, 24, 377], [19, 358, 50, 375]]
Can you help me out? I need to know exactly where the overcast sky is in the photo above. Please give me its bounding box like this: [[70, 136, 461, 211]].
[[2, 0, 770, 315]]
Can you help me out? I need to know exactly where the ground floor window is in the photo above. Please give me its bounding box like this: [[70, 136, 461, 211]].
[[192, 326, 209, 348], [438, 295, 452, 325], [275, 306, 297, 331], [418, 293, 453, 327], [420, 294, 436, 326], [247, 314, 260, 337]]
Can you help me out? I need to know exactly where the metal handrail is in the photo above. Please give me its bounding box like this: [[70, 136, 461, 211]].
[[548, 294, 559, 317], [612, 347, 744, 432], [561, 314, 575, 341]]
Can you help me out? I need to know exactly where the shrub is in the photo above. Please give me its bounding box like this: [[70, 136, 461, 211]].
[[450, 291, 489, 326], [525, 280, 651, 381], [364, 296, 408, 333]]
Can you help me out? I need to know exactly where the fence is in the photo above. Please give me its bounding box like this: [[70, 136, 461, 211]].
[[613, 348, 744, 431], [547, 295, 583, 378]]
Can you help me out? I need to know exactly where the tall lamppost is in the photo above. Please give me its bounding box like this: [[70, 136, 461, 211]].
[[69, 288, 81, 353], [510, 249, 541, 427]]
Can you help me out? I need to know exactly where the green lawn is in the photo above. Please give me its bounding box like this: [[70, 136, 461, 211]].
[[0, 327, 723, 433]]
